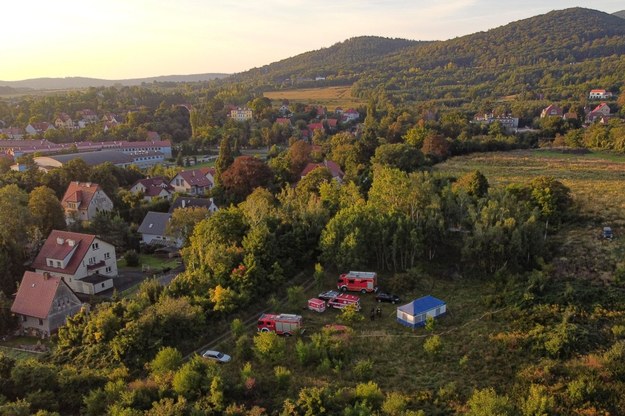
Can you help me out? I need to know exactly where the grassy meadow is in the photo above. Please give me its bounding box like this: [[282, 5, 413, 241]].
[[263, 86, 365, 111]]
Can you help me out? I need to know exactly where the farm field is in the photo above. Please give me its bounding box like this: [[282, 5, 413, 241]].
[[263, 86, 365, 110]]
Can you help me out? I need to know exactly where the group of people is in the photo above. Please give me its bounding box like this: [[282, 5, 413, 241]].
[[370, 306, 382, 321]]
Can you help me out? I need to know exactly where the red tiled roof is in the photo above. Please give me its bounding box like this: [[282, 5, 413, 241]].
[[326, 119, 338, 127], [32, 230, 97, 275], [308, 123, 324, 131], [590, 89, 606, 93], [61, 182, 102, 210], [592, 103, 610, 112], [11, 271, 63, 319], [301, 160, 344, 180], [177, 169, 213, 187]]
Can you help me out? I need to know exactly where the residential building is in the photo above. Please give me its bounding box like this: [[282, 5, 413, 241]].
[[589, 89, 613, 100], [342, 109, 360, 123], [77, 109, 99, 123], [168, 196, 219, 214], [0, 127, 25, 139], [54, 113, 74, 130], [301, 160, 345, 183], [137, 211, 181, 247], [32, 230, 118, 295], [34, 149, 165, 171], [170, 167, 215, 195], [230, 107, 253, 122], [61, 181, 113, 224], [129, 177, 174, 201], [585, 102, 611, 123], [25, 122, 55, 136], [540, 105, 563, 118], [10, 271, 83, 337], [472, 113, 519, 132]]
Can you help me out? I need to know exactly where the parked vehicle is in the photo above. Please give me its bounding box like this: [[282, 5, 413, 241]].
[[318, 290, 341, 301], [603, 226, 614, 240], [327, 293, 361, 310], [308, 298, 326, 313], [257, 313, 303, 336], [375, 291, 401, 304], [337, 271, 378, 293], [202, 350, 231, 363]]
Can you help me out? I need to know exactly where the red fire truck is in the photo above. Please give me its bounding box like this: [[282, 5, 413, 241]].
[[327, 293, 361, 310], [337, 271, 378, 293], [257, 313, 303, 336]]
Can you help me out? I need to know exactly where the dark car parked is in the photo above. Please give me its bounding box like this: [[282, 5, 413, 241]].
[[375, 292, 401, 304]]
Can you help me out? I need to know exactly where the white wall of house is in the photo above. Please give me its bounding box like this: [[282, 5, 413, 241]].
[[86, 190, 114, 221]]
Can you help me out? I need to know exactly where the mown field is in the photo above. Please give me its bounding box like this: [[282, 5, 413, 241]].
[[263, 86, 365, 111]]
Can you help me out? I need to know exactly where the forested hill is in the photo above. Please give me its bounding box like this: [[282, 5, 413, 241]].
[[231, 36, 423, 85], [230, 8, 625, 104], [386, 7, 625, 70]]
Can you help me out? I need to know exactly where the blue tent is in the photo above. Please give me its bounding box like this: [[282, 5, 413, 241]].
[[396, 295, 446, 328]]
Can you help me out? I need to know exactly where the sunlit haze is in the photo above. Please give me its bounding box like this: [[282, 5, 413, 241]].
[[1, 0, 622, 81]]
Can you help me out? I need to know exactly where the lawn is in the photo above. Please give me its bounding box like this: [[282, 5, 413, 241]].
[[264, 86, 365, 111], [117, 253, 181, 272]]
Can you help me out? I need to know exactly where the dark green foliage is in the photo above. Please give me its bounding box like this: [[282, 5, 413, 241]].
[[123, 249, 140, 267]]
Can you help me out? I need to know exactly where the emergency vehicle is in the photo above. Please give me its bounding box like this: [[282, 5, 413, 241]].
[[308, 298, 326, 313], [327, 293, 361, 310], [337, 271, 378, 293], [257, 313, 303, 335]]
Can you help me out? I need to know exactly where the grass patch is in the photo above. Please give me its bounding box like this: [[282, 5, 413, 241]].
[[0, 345, 41, 360], [117, 254, 180, 271]]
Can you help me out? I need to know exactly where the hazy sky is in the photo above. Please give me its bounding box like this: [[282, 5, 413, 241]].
[[1, 1, 623, 81]]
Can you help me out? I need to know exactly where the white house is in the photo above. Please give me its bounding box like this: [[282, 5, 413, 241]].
[[32, 230, 118, 295], [137, 211, 182, 247]]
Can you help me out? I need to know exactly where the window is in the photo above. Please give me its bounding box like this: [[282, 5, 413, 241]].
[[92, 242, 99, 250], [101, 283, 105, 288], [47, 259, 53, 266], [56, 261, 61, 268], [106, 266, 112, 273], [104, 252, 110, 260], [38, 318, 43, 325], [89, 257, 96, 265], [22, 315, 27, 322]]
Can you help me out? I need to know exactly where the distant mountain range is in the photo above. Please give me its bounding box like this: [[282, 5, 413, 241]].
[[614, 10, 625, 18], [0, 73, 230, 92]]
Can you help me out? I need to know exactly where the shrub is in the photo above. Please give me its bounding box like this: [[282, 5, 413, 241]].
[[611, 325, 625, 339], [253, 332, 286, 362], [352, 358, 374, 380], [338, 303, 363, 324], [382, 391, 410, 416], [274, 366, 292, 390], [423, 335, 442, 356], [354, 381, 384, 408], [124, 250, 140, 267]]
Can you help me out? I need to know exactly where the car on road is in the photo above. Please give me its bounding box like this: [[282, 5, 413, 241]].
[[375, 291, 401, 304], [202, 350, 231, 363]]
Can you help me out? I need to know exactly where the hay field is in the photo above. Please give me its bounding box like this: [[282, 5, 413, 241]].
[[263, 86, 364, 110]]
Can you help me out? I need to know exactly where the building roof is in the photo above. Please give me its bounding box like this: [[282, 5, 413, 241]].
[[591, 103, 610, 113], [137, 211, 172, 236], [397, 295, 446, 315], [168, 196, 216, 213], [32, 230, 98, 275], [131, 176, 174, 196], [43, 150, 135, 167], [301, 160, 344, 180], [11, 272, 64, 319], [176, 168, 213, 187], [61, 182, 104, 210]]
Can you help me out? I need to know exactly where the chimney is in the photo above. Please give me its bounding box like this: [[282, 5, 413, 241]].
[[43, 272, 50, 280], [56, 237, 65, 245], [67, 239, 75, 247]]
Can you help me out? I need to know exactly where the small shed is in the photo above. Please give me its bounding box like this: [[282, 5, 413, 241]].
[[308, 298, 326, 313], [396, 295, 446, 328]]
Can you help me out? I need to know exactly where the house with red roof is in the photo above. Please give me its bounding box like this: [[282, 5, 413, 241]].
[[276, 118, 292, 126], [589, 89, 613, 100], [585, 102, 612, 124], [326, 118, 338, 131], [301, 160, 345, 183], [11, 271, 83, 337], [54, 113, 74, 130], [540, 105, 563, 118], [129, 176, 174, 201], [32, 230, 118, 295], [342, 109, 360, 123], [25, 122, 55, 136], [61, 182, 113, 224], [170, 167, 215, 195], [77, 109, 99, 123], [308, 123, 325, 134]]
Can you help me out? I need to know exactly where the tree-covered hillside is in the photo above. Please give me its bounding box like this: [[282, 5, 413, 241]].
[[231, 36, 424, 86]]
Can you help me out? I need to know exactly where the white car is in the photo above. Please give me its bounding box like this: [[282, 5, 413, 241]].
[[202, 350, 231, 363]]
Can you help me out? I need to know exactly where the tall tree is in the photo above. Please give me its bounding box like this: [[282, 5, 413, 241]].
[[215, 136, 234, 184], [220, 156, 272, 203], [28, 186, 66, 238]]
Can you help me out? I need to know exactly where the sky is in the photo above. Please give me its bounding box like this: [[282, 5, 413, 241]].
[[1, 0, 623, 81]]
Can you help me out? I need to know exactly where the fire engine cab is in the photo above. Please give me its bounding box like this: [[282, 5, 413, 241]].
[[337, 271, 378, 293], [257, 313, 303, 336]]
